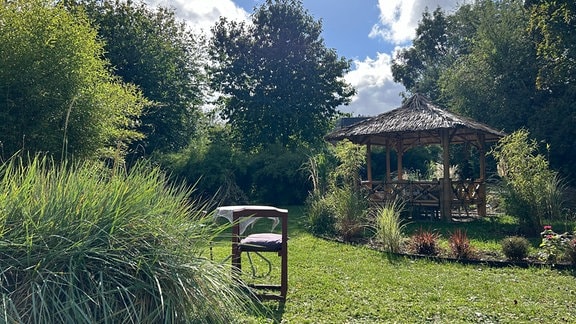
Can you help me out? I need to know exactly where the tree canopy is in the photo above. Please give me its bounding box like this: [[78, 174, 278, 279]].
[[70, 0, 206, 155], [529, 0, 576, 90], [210, 0, 355, 151], [392, 0, 576, 182], [440, 0, 539, 133], [0, 0, 146, 161]]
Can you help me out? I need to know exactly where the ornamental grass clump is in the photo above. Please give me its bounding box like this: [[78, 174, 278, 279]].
[[449, 229, 475, 259], [372, 199, 406, 253], [501, 236, 531, 261], [409, 228, 441, 256], [0, 156, 259, 323]]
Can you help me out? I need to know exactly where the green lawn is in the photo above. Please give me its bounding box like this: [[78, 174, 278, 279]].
[[210, 206, 576, 323]]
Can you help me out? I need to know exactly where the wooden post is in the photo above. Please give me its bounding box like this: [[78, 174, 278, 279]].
[[231, 212, 242, 275], [397, 140, 403, 181], [440, 129, 452, 221], [477, 133, 487, 217], [366, 143, 372, 189], [386, 140, 392, 183]]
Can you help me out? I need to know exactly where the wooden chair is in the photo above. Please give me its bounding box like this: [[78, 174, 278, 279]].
[[215, 205, 288, 301]]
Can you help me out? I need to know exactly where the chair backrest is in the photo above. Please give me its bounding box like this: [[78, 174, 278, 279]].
[[214, 205, 287, 235]]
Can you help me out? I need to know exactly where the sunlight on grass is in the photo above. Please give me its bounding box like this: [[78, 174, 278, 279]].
[[211, 208, 576, 323]]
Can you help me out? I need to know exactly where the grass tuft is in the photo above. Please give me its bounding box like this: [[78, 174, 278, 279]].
[[371, 199, 406, 253], [0, 156, 259, 322]]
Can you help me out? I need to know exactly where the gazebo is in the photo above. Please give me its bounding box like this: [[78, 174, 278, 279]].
[[325, 94, 506, 221]]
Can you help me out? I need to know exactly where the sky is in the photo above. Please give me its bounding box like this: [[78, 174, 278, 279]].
[[145, 0, 467, 116]]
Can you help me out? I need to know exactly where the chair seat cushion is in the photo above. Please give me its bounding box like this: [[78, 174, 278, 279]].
[[240, 233, 283, 252]]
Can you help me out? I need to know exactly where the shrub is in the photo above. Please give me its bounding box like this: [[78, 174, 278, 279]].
[[372, 199, 406, 253], [567, 239, 576, 265], [328, 185, 369, 242], [0, 157, 259, 322], [409, 228, 441, 256], [539, 225, 572, 262], [449, 229, 475, 259], [491, 130, 565, 235], [306, 192, 336, 236], [501, 236, 531, 260]]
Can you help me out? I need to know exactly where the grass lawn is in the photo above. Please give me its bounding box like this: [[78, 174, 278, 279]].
[[210, 206, 576, 323]]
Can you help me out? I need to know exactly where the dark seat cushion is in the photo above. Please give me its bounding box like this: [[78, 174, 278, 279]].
[[240, 233, 283, 252]]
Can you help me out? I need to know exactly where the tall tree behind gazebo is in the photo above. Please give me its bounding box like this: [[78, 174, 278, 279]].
[[325, 94, 505, 220]]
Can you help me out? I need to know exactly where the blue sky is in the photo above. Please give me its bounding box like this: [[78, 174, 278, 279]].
[[146, 0, 466, 116], [235, 0, 387, 60]]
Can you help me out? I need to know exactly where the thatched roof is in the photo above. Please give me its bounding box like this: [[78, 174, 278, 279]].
[[325, 94, 505, 149]]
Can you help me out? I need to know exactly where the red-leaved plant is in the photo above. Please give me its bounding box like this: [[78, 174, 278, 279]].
[[449, 229, 475, 259], [410, 228, 441, 256]]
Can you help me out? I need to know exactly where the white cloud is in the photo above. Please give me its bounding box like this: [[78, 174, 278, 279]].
[[371, 0, 465, 44], [140, 1, 412, 117], [145, 0, 249, 33], [339, 52, 405, 117]]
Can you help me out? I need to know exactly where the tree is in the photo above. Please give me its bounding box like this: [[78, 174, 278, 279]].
[[526, 0, 576, 181], [69, 0, 206, 155], [440, 0, 539, 133], [528, 0, 576, 89], [391, 6, 478, 101], [0, 0, 146, 161], [210, 0, 355, 151], [491, 129, 563, 234]]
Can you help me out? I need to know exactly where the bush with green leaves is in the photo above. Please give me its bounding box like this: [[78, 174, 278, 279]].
[[371, 199, 406, 253], [538, 225, 573, 263], [306, 191, 336, 236], [491, 129, 566, 234], [304, 140, 369, 241], [501, 236, 531, 261], [0, 157, 259, 323]]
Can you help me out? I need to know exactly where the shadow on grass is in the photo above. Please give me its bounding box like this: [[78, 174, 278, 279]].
[[258, 300, 285, 323]]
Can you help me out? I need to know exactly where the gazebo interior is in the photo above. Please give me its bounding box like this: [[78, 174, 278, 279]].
[[325, 94, 506, 221]]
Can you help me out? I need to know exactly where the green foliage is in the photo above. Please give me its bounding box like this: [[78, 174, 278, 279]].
[[392, 0, 576, 184], [529, 0, 576, 89], [248, 144, 310, 205], [538, 225, 572, 263], [331, 139, 366, 188], [491, 129, 564, 234], [303, 140, 368, 241], [567, 239, 576, 265], [303, 152, 336, 197], [391, 7, 458, 100], [528, 86, 576, 180], [305, 191, 336, 236], [409, 228, 441, 256], [74, 0, 206, 154], [371, 199, 406, 253], [210, 0, 355, 150], [501, 236, 531, 260], [0, 156, 259, 322], [328, 185, 369, 242], [0, 0, 146, 160], [440, 0, 537, 133], [158, 124, 249, 204], [303, 151, 338, 236], [449, 229, 475, 259], [161, 126, 313, 205]]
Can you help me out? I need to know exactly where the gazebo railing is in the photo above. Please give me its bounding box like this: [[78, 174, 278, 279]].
[[363, 180, 440, 207], [362, 179, 485, 217]]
